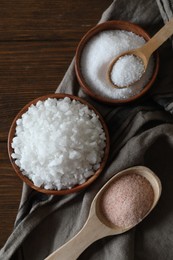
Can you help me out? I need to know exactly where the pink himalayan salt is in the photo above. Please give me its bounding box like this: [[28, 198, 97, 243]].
[[101, 173, 154, 228]]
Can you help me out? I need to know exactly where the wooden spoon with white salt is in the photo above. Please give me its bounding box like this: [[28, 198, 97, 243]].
[[108, 17, 173, 88], [45, 166, 161, 260]]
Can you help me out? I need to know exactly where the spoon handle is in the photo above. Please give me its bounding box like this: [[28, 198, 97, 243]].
[[142, 17, 173, 59], [44, 214, 111, 260]]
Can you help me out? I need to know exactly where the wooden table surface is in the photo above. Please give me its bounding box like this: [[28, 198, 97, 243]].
[[0, 0, 112, 248]]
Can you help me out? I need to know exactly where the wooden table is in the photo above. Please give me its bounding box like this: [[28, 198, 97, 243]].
[[0, 0, 112, 247]]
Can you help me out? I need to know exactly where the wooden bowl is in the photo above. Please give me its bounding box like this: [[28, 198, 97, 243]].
[[8, 93, 110, 195], [75, 20, 159, 105]]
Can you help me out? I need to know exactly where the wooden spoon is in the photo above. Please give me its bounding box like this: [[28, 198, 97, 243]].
[[108, 17, 173, 88], [45, 166, 161, 260]]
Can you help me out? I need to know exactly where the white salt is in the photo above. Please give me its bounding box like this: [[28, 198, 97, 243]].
[[81, 30, 154, 100], [111, 54, 145, 87], [11, 97, 106, 190]]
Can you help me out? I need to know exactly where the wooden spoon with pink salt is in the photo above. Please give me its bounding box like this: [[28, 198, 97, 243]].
[[45, 166, 162, 260]]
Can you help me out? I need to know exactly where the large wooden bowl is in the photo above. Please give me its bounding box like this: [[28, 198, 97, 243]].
[[8, 93, 110, 195], [75, 20, 159, 105]]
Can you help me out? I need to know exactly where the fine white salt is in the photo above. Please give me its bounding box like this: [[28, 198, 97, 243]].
[[101, 173, 154, 228], [81, 30, 154, 100], [11, 97, 106, 190], [111, 54, 145, 87]]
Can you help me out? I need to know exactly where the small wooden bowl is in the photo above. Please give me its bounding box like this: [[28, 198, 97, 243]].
[[8, 93, 110, 195], [75, 20, 159, 105]]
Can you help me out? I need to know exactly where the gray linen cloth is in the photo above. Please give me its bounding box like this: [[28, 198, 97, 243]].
[[1, 0, 173, 259]]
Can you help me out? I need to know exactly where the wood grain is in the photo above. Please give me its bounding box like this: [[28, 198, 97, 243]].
[[0, 0, 112, 248], [0, 0, 110, 41], [0, 143, 22, 244]]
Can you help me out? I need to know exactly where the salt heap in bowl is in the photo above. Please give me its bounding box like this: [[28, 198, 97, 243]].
[[75, 20, 159, 104], [9, 94, 109, 194]]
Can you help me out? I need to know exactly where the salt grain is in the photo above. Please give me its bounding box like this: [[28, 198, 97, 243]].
[[101, 173, 154, 228], [81, 30, 154, 99], [11, 97, 106, 190], [111, 54, 145, 87]]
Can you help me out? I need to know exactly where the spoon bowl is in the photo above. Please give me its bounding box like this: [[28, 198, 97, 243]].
[[108, 17, 173, 88], [45, 166, 161, 260], [107, 50, 148, 89]]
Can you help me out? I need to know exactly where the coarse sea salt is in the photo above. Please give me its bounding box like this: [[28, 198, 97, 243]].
[[101, 173, 154, 228], [111, 54, 145, 87], [11, 97, 106, 190], [81, 30, 154, 100]]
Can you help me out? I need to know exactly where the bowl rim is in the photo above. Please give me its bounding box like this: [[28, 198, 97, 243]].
[[75, 20, 159, 105], [8, 93, 110, 195]]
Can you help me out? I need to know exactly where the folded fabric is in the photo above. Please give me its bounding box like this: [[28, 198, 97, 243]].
[[1, 0, 173, 259]]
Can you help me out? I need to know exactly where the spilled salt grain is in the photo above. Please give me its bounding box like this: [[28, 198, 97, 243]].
[[11, 97, 106, 190], [81, 30, 154, 100], [111, 54, 145, 87], [101, 173, 154, 228]]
